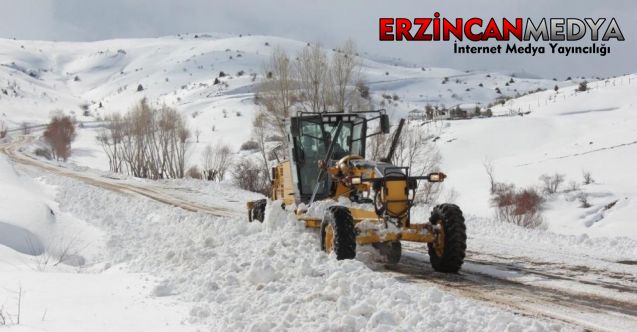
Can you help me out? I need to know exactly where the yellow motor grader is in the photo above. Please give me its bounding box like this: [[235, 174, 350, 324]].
[[247, 110, 466, 272]]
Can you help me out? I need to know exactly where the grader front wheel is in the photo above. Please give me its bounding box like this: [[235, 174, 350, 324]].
[[320, 206, 356, 260], [427, 204, 466, 273]]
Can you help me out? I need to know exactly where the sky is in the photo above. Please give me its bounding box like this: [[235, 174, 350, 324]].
[[1, 0, 635, 78]]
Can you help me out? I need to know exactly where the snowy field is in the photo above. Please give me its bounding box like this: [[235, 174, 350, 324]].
[[1, 34, 637, 331], [4, 152, 635, 331], [436, 75, 637, 239]]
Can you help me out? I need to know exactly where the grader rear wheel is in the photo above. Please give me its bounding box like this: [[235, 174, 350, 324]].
[[427, 204, 466, 273], [320, 206, 356, 260]]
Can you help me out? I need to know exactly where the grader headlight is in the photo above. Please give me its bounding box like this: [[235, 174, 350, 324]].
[[427, 172, 447, 183]]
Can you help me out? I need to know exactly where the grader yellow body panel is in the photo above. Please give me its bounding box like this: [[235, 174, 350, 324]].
[[271, 160, 296, 207]]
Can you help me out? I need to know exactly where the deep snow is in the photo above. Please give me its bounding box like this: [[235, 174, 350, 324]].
[[2, 155, 585, 331]]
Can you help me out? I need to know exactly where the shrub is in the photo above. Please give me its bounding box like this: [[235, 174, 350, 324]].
[[577, 192, 591, 208], [202, 143, 233, 181], [240, 140, 259, 151], [491, 183, 545, 229], [214, 78, 220, 85], [565, 181, 581, 193], [34, 147, 52, 160], [356, 81, 370, 99], [186, 165, 203, 179], [577, 81, 588, 92], [43, 116, 76, 161], [137, 84, 144, 92], [219, 71, 226, 78], [539, 173, 565, 194], [582, 171, 594, 184], [232, 158, 270, 195]]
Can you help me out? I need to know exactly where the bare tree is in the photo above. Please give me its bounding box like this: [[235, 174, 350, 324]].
[[483, 159, 497, 194], [297, 43, 329, 113], [582, 171, 594, 185], [43, 116, 76, 161], [202, 143, 233, 181], [97, 113, 124, 172], [99, 99, 190, 179], [253, 111, 271, 181], [391, 124, 440, 174], [539, 173, 565, 194], [329, 39, 361, 113], [195, 128, 201, 143], [367, 130, 392, 161], [257, 47, 295, 151]]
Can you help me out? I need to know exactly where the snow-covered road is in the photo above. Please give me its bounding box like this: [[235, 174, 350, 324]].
[[2, 136, 637, 331]]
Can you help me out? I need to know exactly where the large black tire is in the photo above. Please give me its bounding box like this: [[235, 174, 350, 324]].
[[249, 199, 267, 223], [427, 204, 466, 273], [320, 206, 356, 260]]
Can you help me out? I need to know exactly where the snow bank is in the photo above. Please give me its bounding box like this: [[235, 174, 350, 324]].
[[0, 155, 54, 255], [0, 155, 105, 267], [41, 173, 569, 331]]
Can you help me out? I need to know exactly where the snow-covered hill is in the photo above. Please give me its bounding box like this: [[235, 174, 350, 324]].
[[437, 75, 637, 239], [0, 34, 560, 146]]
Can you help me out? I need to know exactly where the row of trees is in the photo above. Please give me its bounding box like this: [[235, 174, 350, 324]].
[[238, 41, 373, 193], [256, 41, 369, 152], [97, 99, 189, 179]]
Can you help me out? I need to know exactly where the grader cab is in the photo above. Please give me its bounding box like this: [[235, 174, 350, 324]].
[[247, 110, 466, 272]]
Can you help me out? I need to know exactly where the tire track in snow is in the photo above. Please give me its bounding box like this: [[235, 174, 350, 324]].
[[380, 251, 637, 332], [0, 137, 242, 218]]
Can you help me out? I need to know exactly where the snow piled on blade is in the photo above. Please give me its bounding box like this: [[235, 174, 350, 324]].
[[40, 174, 568, 331]]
